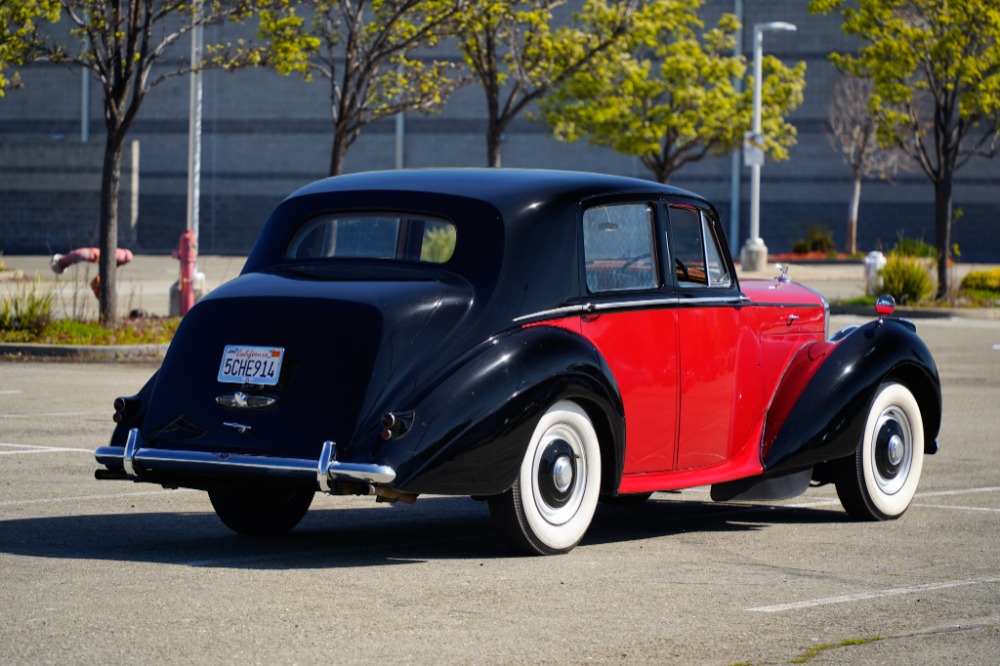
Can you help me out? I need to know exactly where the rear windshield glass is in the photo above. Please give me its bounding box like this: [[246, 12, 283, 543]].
[[285, 214, 456, 264]]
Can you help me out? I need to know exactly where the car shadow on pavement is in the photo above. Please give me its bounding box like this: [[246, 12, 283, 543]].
[[0, 494, 851, 568]]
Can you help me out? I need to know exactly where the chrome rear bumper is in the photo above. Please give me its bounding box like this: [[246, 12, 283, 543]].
[[95, 428, 396, 489]]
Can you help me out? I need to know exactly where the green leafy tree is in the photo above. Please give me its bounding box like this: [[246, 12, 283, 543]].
[[537, 0, 806, 184], [3, 0, 302, 324], [260, 0, 467, 176], [455, 0, 637, 168], [0, 1, 59, 96], [810, 0, 1000, 299]]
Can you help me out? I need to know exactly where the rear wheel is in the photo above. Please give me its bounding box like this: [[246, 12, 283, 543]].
[[488, 401, 601, 555], [208, 486, 314, 536], [836, 382, 924, 520]]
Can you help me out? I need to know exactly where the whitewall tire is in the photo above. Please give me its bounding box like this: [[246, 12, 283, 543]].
[[489, 400, 602, 555], [836, 382, 924, 520]]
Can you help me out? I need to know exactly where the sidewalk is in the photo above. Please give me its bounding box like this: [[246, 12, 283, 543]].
[[1, 254, 246, 319]]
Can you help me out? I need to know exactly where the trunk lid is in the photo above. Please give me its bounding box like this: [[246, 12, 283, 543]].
[[142, 270, 473, 460]]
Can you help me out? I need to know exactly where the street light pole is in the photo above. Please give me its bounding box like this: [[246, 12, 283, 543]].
[[186, 13, 203, 242], [740, 21, 796, 273], [728, 0, 743, 256]]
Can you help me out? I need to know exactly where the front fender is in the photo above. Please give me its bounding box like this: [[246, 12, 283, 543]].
[[764, 318, 941, 473], [384, 326, 625, 496]]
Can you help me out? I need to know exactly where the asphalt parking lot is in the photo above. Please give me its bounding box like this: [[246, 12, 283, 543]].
[[1, 314, 998, 665]]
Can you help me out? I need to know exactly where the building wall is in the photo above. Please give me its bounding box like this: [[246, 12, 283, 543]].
[[0, 139, 139, 252], [1, 1, 997, 260]]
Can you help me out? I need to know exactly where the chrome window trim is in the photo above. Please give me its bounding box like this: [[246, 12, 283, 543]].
[[513, 294, 749, 323], [512, 304, 590, 323]]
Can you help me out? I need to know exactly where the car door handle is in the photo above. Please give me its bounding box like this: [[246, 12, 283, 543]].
[[786, 314, 799, 326], [582, 303, 600, 321]]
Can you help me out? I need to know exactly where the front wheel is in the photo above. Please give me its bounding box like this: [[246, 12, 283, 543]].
[[208, 485, 314, 536], [836, 382, 924, 520], [488, 400, 602, 555]]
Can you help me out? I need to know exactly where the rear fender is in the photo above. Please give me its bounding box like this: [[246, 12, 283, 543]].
[[384, 326, 625, 496], [110, 371, 158, 446], [764, 318, 941, 473]]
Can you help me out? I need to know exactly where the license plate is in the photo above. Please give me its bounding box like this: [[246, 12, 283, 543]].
[[217, 345, 284, 386]]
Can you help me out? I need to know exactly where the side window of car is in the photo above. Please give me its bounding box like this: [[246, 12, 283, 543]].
[[669, 205, 732, 288], [669, 205, 708, 286], [583, 204, 658, 293], [420, 219, 457, 263], [702, 215, 732, 287]]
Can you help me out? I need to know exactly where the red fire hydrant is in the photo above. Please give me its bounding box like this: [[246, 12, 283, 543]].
[[172, 230, 198, 316]]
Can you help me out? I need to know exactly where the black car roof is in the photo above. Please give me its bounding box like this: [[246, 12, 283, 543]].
[[288, 168, 703, 216], [242, 169, 717, 331]]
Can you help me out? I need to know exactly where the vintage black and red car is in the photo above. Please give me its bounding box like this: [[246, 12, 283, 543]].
[[95, 169, 941, 555]]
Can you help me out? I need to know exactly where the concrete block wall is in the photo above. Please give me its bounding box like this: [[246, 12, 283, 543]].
[[0, 139, 139, 254]]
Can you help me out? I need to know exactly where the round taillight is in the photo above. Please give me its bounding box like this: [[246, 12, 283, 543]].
[[113, 397, 127, 413]]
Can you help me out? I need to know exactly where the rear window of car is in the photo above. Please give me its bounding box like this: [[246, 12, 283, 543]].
[[285, 214, 456, 264]]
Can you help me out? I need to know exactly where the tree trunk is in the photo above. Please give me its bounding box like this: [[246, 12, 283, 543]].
[[847, 175, 861, 255], [330, 130, 349, 177], [486, 112, 502, 168], [933, 174, 953, 301], [98, 131, 125, 325]]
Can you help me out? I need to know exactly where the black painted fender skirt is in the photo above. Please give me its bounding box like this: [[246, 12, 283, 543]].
[[763, 318, 941, 474]]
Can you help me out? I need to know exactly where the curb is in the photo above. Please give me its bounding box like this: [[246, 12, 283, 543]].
[[0, 342, 168, 361]]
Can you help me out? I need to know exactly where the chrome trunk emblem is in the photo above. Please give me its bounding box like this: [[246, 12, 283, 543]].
[[216, 391, 278, 411], [223, 422, 253, 434]]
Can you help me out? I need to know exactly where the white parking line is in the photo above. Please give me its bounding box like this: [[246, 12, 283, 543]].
[[913, 503, 1000, 513], [0, 449, 89, 456], [786, 486, 1000, 510], [0, 442, 93, 455], [0, 411, 99, 419], [917, 486, 1000, 497], [748, 576, 1000, 613]]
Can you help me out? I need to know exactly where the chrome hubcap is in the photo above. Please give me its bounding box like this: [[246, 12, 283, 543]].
[[552, 455, 574, 493], [532, 426, 586, 526], [872, 405, 913, 495], [887, 434, 904, 466]]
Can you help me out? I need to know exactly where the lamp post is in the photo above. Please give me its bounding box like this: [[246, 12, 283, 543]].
[[740, 21, 796, 273]]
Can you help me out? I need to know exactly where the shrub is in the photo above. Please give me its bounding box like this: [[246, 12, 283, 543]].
[[792, 225, 836, 254], [891, 234, 937, 259], [1, 277, 55, 334], [791, 239, 810, 254], [960, 269, 1000, 293], [877, 255, 934, 305]]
